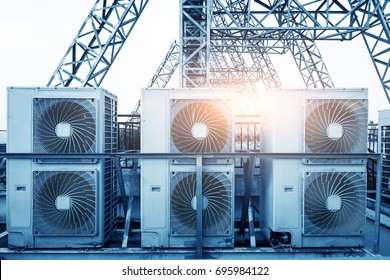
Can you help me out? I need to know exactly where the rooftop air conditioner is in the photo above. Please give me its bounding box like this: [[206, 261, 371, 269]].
[[7, 87, 117, 248], [260, 88, 368, 248], [141, 88, 235, 248]]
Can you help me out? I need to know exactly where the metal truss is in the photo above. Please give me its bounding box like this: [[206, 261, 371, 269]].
[[181, 0, 284, 88], [180, 0, 211, 87], [212, 0, 282, 89], [148, 41, 180, 88], [47, 0, 150, 87], [360, 0, 390, 102], [248, 49, 282, 90], [180, 1, 374, 90], [211, 2, 261, 87], [290, 37, 335, 88], [211, 0, 373, 43], [128, 40, 181, 119], [45, 0, 390, 105]]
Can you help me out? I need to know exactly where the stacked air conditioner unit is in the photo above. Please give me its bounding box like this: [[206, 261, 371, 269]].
[[260, 88, 368, 247], [7, 87, 118, 248], [141, 88, 235, 248], [378, 109, 390, 191]]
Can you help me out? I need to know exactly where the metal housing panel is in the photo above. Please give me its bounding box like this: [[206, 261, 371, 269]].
[[141, 88, 235, 248], [6, 87, 117, 248], [260, 88, 368, 248]]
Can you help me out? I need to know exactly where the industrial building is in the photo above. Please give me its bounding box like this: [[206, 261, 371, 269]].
[[0, 0, 390, 260]]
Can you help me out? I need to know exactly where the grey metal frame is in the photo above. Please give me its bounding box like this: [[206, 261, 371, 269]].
[[179, 0, 390, 102], [47, 0, 150, 87]]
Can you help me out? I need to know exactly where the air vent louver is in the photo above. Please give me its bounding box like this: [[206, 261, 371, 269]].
[[305, 99, 368, 163], [304, 172, 366, 236], [170, 99, 232, 154], [33, 98, 96, 161], [170, 172, 232, 236], [33, 171, 97, 236]]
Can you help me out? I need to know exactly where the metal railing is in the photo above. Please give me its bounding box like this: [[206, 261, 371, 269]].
[[0, 151, 384, 255]]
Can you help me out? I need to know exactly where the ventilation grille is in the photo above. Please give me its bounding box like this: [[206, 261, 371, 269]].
[[170, 99, 233, 154], [104, 96, 118, 238], [33, 98, 96, 162], [170, 172, 233, 236], [381, 126, 390, 190], [33, 171, 97, 236], [303, 172, 366, 236], [304, 99, 368, 164]]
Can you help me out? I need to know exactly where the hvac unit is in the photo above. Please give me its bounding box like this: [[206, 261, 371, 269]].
[[141, 88, 235, 248], [260, 88, 368, 247], [7, 87, 117, 248]]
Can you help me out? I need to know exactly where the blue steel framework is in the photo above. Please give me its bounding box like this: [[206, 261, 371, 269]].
[[180, 0, 390, 101], [44, 1, 390, 101], [47, 0, 150, 87]]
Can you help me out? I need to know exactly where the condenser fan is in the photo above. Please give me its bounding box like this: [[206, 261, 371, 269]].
[[305, 99, 367, 154], [304, 172, 366, 235], [33, 98, 96, 154], [170, 99, 232, 153], [170, 172, 232, 236], [33, 171, 96, 236]]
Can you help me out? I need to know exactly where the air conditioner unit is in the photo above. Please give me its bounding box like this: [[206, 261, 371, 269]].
[[260, 88, 368, 247], [7, 87, 117, 248], [141, 88, 235, 248]]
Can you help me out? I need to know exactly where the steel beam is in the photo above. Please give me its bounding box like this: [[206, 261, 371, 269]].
[[290, 38, 335, 88], [148, 40, 180, 88], [211, 0, 372, 41], [180, 0, 212, 87], [48, 0, 150, 87], [361, 0, 390, 103]]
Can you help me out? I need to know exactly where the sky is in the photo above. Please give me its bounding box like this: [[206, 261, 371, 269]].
[[0, 0, 389, 132]]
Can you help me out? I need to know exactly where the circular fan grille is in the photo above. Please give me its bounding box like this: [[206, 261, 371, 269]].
[[304, 172, 366, 235], [170, 172, 232, 236], [33, 171, 96, 236], [33, 98, 96, 154], [170, 99, 232, 153], [305, 99, 367, 154]]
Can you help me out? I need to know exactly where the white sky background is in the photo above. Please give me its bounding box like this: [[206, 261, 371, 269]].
[[0, 0, 390, 131]]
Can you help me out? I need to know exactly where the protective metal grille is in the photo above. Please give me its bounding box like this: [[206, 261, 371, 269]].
[[103, 96, 118, 239], [170, 99, 233, 154], [303, 172, 366, 236], [33, 171, 97, 236], [304, 99, 368, 164], [33, 98, 96, 162], [170, 172, 233, 236]]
